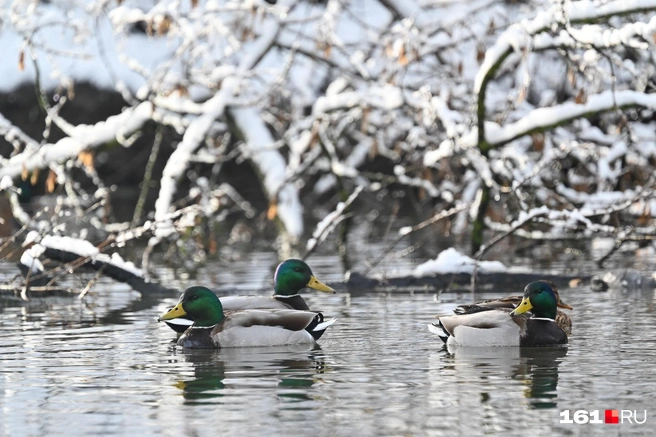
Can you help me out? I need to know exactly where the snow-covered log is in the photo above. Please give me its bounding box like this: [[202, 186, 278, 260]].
[[24, 235, 178, 296]]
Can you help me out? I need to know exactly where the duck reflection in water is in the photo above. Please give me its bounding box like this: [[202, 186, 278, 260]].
[[172, 344, 328, 404], [445, 345, 567, 409], [516, 347, 567, 409]]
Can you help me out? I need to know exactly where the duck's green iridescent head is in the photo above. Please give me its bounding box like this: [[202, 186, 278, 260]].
[[158, 286, 224, 327], [273, 259, 334, 296], [510, 280, 559, 319]]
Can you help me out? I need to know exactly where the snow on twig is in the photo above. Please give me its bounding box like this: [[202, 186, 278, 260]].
[[475, 0, 656, 94], [0, 102, 154, 179], [483, 90, 656, 146], [304, 185, 363, 257], [474, 0, 656, 145], [151, 0, 299, 241], [230, 107, 304, 239]]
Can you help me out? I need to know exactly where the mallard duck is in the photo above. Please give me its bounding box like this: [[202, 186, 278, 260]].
[[163, 259, 335, 333], [453, 281, 573, 333], [428, 280, 568, 347], [158, 286, 335, 348]]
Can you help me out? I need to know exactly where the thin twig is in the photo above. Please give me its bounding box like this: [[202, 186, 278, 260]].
[[303, 186, 363, 259], [0, 209, 48, 260], [0, 285, 77, 294], [363, 203, 469, 275], [78, 264, 107, 300], [132, 127, 163, 227]]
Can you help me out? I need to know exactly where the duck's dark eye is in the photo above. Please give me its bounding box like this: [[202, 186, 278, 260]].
[[190, 295, 199, 300], [294, 267, 301, 272]]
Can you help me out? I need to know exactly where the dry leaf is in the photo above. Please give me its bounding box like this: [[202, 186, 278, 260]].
[[30, 168, 40, 186], [18, 50, 24, 72], [457, 62, 463, 76], [208, 232, 217, 255], [78, 151, 95, 172], [617, 116, 628, 133], [46, 170, 57, 193], [423, 167, 433, 181], [267, 202, 277, 220], [67, 83, 75, 100], [241, 26, 254, 41], [385, 43, 393, 58], [575, 88, 587, 104], [323, 43, 332, 58], [369, 140, 378, 159], [476, 44, 485, 63], [398, 45, 408, 66], [191, 0, 198, 8], [174, 84, 189, 96], [158, 16, 172, 35], [638, 205, 651, 226], [567, 67, 576, 88], [361, 107, 370, 133], [418, 187, 426, 201], [532, 133, 544, 152]]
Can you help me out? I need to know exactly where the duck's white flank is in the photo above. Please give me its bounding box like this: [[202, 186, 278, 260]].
[[215, 325, 316, 347], [431, 310, 522, 347], [220, 296, 288, 310], [448, 323, 520, 347]]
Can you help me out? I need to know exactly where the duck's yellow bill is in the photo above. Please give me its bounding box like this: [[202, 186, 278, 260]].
[[158, 303, 187, 321], [557, 299, 573, 310], [510, 297, 532, 316], [307, 276, 335, 293]]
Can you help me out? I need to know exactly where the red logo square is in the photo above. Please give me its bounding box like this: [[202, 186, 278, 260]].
[[605, 410, 619, 424]]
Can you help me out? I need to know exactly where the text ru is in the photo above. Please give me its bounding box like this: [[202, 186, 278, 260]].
[[560, 410, 648, 424]]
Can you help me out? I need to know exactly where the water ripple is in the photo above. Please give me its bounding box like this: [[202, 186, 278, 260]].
[[0, 277, 655, 436]]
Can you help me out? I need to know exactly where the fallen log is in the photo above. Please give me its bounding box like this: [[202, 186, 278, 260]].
[[344, 271, 592, 293]]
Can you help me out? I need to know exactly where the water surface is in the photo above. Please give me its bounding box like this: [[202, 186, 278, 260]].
[[1, 258, 655, 436]]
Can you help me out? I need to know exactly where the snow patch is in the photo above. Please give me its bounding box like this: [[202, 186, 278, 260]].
[[413, 248, 507, 277], [0, 176, 12, 190]]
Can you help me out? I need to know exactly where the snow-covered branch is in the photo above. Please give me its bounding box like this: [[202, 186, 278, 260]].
[[4, 0, 656, 273], [305, 185, 363, 256], [230, 107, 304, 240], [0, 102, 153, 179], [485, 90, 656, 147], [151, 0, 298, 241], [474, 0, 656, 146]]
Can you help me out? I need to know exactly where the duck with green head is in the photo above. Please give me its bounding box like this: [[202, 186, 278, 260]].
[[164, 259, 334, 333], [453, 280, 573, 334], [158, 286, 335, 348], [428, 281, 568, 347]]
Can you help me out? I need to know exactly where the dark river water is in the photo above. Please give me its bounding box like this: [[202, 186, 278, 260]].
[[1, 251, 655, 436]]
